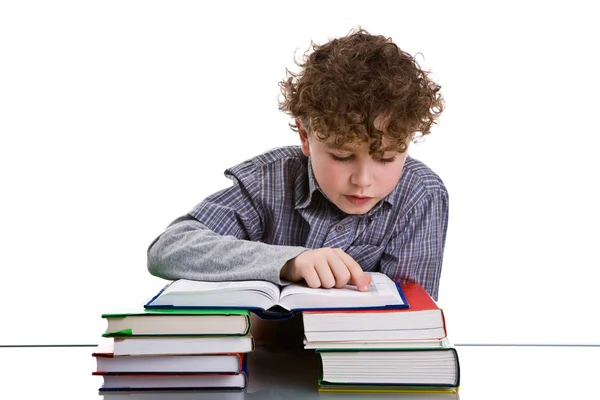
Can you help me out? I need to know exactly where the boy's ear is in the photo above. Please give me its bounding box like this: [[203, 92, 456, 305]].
[[297, 118, 311, 157]]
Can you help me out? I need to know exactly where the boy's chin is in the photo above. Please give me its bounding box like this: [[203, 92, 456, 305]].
[[335, 201, 377, 215]]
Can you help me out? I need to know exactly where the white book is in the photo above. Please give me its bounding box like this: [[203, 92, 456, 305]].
[[305, 327, 447, 342], [102, 309, 250, 336], [95, 353, 242, 373], [93, 339, 244, 373], [145, 272, 407, 316], [99, 373, 247, 390], [95, 336, 254, 356], [94, 392, 244, 400], [304, 337, 449, 350], [318, 345, 459, 386]]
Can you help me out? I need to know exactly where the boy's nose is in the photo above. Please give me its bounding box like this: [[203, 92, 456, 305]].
[[350, 164, 373, 188]]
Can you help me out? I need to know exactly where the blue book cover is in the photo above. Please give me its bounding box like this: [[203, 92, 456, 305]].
[[145, 272, 409, 320]]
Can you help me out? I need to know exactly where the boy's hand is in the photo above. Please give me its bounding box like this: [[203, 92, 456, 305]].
[[281, 248, 372, 291]]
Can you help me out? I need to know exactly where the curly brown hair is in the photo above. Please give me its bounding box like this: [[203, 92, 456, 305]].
[[279, 28, 444, 156]]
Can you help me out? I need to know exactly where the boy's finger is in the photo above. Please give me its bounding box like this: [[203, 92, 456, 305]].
[[300, 266, 322, 289], [359, 273, 372, 290], [314, 261, 336, 288], [327, 254, 352, 288], [337, 251, 370, 291]]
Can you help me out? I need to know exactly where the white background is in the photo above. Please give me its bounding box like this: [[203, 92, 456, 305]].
[[1, 0, 598, 345]]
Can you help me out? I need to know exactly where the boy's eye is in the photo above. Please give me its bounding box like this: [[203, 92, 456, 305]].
[[330, 154, 354, 162], [378, 156, 397, 164]]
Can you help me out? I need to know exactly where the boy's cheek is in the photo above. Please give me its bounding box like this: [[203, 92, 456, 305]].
[[317, 164, 347, 190]]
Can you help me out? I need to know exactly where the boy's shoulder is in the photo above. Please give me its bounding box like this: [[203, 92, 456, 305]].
[[248, 146, 306, 167], [226, 146, 307, 180], [228, 146, 306, 172], [401, 156, 447, 195]]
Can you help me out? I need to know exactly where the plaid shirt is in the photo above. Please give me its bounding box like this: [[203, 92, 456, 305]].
[[188, 146, 448, 300]]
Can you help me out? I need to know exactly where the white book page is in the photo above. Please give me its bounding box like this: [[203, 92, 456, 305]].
[[279, 272, 403, 308], [159, 279, 281, 303], [162, 279, 275, 293]]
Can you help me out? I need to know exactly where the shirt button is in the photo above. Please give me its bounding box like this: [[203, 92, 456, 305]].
[[335, 225, 345, 232]]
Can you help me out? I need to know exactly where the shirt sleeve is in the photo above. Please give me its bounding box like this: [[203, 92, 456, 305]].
[[147, 160, 308, 284], [378, 189, 449, 301]]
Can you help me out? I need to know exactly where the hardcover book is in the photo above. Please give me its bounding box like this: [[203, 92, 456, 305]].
[[145, 272, 408, 319], [101, 308, 251, 337], [96, 373, 247, 391], [302, 281, 446, 341], [94, 336, 255, 356], [93, 339, 245, 374], [317, 345, 460, 388]]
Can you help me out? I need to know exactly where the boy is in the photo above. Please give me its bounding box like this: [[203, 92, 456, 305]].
[[147, 28, 448, 301]]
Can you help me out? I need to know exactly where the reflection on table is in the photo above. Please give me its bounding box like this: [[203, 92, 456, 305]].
[[1, 316, 599, 400]]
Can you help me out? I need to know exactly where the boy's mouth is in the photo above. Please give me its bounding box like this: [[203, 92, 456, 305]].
[[344, 195, 374, 206]]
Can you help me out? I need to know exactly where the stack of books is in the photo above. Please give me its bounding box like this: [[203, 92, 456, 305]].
[[92, 308, 254, 392], [94, 272, 456, 394], [301, 281, 461, 394]]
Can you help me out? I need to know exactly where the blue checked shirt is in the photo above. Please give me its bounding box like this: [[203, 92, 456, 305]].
[[148, 146, 448, 300]]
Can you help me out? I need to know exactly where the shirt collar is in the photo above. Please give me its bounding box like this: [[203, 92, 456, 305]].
[[295, 157, 321, 210], [382, 155, 413, 209]]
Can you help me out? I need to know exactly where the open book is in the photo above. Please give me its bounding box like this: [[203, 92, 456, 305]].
[[145, 272, 408, 318]]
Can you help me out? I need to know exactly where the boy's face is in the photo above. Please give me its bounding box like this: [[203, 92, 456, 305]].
[[298, 122, 409, 215]]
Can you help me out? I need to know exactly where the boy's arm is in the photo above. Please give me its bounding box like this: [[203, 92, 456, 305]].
[[379, 190, 449, 301], [147, 216, 307, 284], [147, 160, 309, 284]]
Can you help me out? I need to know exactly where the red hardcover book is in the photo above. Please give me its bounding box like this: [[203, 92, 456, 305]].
[[92, 338, 245, 374], [302, 282, 447, 343], [93, 372, 247, 391]]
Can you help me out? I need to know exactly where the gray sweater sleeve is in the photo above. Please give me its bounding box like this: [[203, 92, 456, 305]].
[[147, 216, 308, 285]]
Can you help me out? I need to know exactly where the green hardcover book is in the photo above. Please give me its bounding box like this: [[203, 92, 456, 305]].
[[317, 382, 459, 396], [316, 345, 460, 390], [101, 309, 251, 337]]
